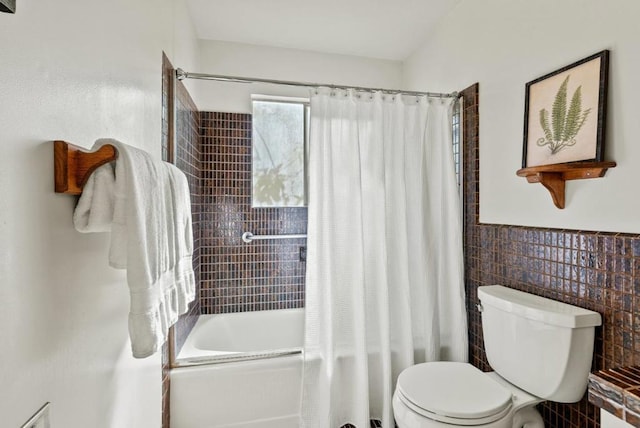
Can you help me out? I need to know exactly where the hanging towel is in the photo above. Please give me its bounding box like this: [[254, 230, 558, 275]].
[[73, 138, 196, 358], [73, 162, 116, 233]]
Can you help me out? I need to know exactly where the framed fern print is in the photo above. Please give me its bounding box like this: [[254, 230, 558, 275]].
[[523, 50, 609, 167]]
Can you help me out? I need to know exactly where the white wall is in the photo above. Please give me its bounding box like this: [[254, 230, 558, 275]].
[[403, 0, 640, 233], [171, 0, 201, 98], [192, 40, 403, 112], [0, 1, 199, 427]]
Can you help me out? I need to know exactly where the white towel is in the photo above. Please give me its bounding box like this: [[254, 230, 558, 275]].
[[73, 162, 115, 233], [74, 138, 196, 358]]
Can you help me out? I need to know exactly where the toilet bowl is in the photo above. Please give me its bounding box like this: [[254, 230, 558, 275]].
[[393, 285, 602, 428], [392, 362, 543, 428]]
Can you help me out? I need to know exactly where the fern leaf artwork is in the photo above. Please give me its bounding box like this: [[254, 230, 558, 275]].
[[539, 109, 553, 143], [551, 76, 569, 143], [536, 75, 591, 155], [563, 85, 582, 140]]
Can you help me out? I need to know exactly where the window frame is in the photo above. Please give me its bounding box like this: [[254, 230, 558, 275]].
[[250, 95, 310, 208]]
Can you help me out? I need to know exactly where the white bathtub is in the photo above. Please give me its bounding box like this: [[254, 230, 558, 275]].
[[170, 308, 304, 428]]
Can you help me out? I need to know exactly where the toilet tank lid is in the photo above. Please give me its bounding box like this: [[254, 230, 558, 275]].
[[478, 285, 602, 328]]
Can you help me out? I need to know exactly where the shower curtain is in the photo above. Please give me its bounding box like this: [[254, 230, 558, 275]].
[[301, 88, 467, 428]]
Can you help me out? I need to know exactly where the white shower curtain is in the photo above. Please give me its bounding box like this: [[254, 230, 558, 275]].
[[301, 88, 467, 428]]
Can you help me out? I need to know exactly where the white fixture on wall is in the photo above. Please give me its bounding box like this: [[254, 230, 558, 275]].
[[20, 403, 50, 428]]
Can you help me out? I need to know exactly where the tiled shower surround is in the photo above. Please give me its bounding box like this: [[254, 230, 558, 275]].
[[461, 83, 640, 427], [162, 57, 202, 351], [199, 112, 307, 314], [161, 53, 202, 428], [172, 81, 202, 347]]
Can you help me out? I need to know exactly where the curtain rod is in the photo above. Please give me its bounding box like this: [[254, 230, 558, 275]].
[[175, 68, 459, 99]]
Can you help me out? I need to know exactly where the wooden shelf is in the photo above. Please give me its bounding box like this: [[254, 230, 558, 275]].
[[516, 161, 616, 209], [54, 140, 118, 194]]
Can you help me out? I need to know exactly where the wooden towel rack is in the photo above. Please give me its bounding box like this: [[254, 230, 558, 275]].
[[53, 140, 118, 194]]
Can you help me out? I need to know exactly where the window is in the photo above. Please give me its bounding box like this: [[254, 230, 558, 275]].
[[251, 97, 309, 207]]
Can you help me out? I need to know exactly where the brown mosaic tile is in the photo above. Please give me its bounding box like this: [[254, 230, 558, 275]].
[[160, 51, 172, 428], [199, 111, 307, 314], [161, 52, 201, 428], [172, 72, 201, 354], [589, 390, 624, 419], [625, 387, 640, 414], [625, 409, 640, 427], [162, 340, 171, 428], [589, 368, 640, 425], [614, 368, 640, 385], [589, 372, 628, 405]]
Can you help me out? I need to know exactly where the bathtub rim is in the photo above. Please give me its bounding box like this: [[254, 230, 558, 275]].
[[173, 348, 302, 367], [174, 307, 304, 367]]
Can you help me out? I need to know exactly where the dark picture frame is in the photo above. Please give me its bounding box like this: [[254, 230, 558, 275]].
[[0, 0, 16, 13], [522, 50, 609, 168]]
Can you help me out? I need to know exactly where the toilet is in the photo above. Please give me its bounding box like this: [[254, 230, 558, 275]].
[[393, 285, 602, 428]]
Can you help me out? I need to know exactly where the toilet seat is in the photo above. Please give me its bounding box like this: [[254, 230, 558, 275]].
[[395, 362, 513, 426]]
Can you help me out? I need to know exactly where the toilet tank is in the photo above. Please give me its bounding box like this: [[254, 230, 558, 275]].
[[478, 285, 601, 403]]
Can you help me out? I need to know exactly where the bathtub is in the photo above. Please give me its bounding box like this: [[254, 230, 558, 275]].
[[170, 308, 304, 428]]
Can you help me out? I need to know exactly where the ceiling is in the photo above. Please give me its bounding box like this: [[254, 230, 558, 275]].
[[185, 0, 461, 61]]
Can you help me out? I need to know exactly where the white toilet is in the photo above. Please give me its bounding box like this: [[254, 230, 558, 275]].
[[393, 285, 602, 428]]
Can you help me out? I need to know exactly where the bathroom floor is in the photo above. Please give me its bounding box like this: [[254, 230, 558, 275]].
[[343, 420, 383, 428]]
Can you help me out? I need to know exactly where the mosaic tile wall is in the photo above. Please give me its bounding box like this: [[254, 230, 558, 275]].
[[199, 111, 307, 314], [160, 52, 172, 428], [161, 52, 202, 428], [172, 74, 202, 352], [461, 83, 640, 427], [589, 366, 640, 424]]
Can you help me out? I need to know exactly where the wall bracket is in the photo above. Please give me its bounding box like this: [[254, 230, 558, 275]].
[[53, 140, 118, 194], [516, 161, 616, 209]]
